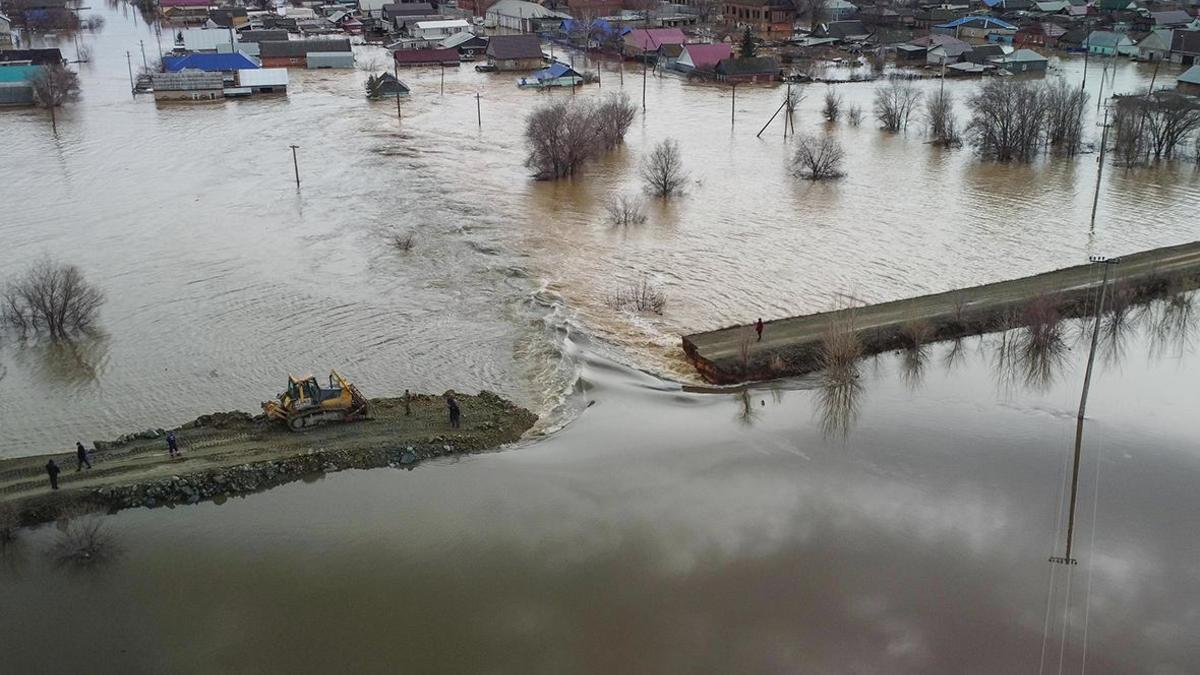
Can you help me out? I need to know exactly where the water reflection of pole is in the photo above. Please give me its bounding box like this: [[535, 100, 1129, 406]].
[[289, 144, 301, 188], [440, 62, 445, 95], [731, 82, 736, 128], [1080, 20, 1091, 91], [1052, 256, 1119, 565], [1089, 106, 1110, 232], [400, 63, 410, 127]]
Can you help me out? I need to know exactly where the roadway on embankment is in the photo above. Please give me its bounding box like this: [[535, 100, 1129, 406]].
[[682, 241, 1200, 385]]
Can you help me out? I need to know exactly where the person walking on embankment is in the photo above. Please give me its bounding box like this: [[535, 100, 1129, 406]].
[[166, 431, 180, 458], [46, 459, 61, 490], [446, 394, 461, 430], [755, 318, 764, 342], [75, 442, 92, 471]]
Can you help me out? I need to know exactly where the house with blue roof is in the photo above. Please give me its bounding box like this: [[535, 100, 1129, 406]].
[[934, 15, 1018, 40], [517, 61, 582, 88], [162, 51, 259, 73]]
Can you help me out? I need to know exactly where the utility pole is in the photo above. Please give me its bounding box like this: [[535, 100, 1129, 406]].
[[289, 144, 301, 187], [1080, 19, 1091, 90], [126, 51, 135, 97], [139, 40, 148, 69], [784, 81, 792, 138], [440, 62, 445, 95], [476, 92, 481, 128], [1051, 256, 1119, 566], [1089, 106, 1110, 231]]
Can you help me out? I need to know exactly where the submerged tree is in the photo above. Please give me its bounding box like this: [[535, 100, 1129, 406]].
[[2, 258, 105, 341], [965, 78, 1046, 162], [822, 86, 842, 122], [792, 133, 845, 180], [1043, 78, 1087, 156], [640, 138, 688, 198], [873, 80, 921, 132], [524, 93, 637, 179], [923, 90, 960, 147], [30, 64, 81, 133]]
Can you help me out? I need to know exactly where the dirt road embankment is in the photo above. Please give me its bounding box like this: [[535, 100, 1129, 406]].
[[684, 240, 1200, 384], [0, 392, 536, 527]]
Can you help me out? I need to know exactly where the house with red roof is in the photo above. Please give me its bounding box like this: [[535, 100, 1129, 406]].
[[675, 43, 732, 73], [622, 28, 686, 58]]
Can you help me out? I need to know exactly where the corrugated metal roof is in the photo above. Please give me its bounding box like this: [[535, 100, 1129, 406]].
[[260, 38, 352, 57], [305, 51, 356, 68], [151, 69, 225, 91], [163, 51, 259, 72], [237, 67, 289, 86], [414, 19, 471, 30]]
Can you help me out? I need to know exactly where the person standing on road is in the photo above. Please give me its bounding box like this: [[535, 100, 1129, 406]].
[[446, 395, 461, 429], [755, 318, 764, 342], [404, 389, 412, 417], [166, 431, 179, 458], [75, 442, 92, 471], [46, 459, 61, 490]]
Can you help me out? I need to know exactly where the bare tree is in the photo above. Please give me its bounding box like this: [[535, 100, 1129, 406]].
[[1043, 78, 1087, 156], [966, 78, 1047, 162], [29, 64, 81, 133], [1139, 92, 1200, 160], [924, 90, 961, 147], [1111, 96, 1150, 166], [873, 80, 920, 132], [793, 133, 846, 180], [605, 194, 647, 226], [822, 86, 842, 122], [594, 92, 638, 150], [640, 138, 688, 198], [2, 258, 105, 340], [524, 94, 637, 180], [84, 14, 106, 30], [845, 104, 863, 126], [607, 277, 667, 314], [389, 231, 415, 251], [49, 513, 118, 568]]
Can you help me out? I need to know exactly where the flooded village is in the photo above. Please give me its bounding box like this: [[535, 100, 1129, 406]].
[[2, 0, 1200, 670]]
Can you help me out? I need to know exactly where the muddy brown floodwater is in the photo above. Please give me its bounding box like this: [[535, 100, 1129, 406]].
[[2, 296, 1199, 672], [3, 5, 1200, 672], [1, 5, 1197, 457]]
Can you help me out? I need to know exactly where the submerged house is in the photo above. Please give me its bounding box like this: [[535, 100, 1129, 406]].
[[517, 61, 582, 88], [675, 42, 732, 73], [162, 51, 259, 73], [0, 63, 36, 105], [370, 71, 410, 97], [714, 56, 780, 82], [392, 47, 460, 67], [1177, 64, 1200, 95], [151, 69, 224, 101], [990, 48, 1049, 72], [1084, 30, 1136, 56], [259, 39, 352, 68], [1136, 29, 1174, 61], [236, 68, 288, 94], [622, 28, 687, 58], [485, 34, 544, 71], [440, 31, 488, 59]]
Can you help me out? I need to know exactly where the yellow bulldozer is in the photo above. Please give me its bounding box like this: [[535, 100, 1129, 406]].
[[262, 370, 369, 431]]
